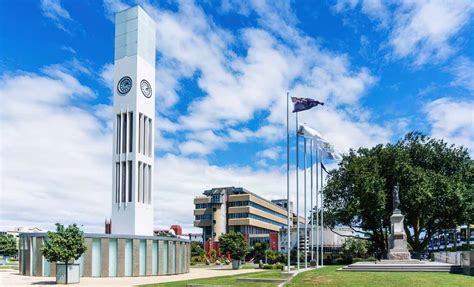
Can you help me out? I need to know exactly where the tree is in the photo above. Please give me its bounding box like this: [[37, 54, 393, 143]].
[[251, 241, 268, 262], [324, 132, 473, 256], [218, 232, 248, 262], [0, 234, 17, 258], [342, 238, 370, 258], [42, 223, 87, 283], [191, 241, 204, 257], [264, 249, 280, 264]]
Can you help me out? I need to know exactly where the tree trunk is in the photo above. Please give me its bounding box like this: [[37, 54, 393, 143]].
[[65, 261, 68, 284]]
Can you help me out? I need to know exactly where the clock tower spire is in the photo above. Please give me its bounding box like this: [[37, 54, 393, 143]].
[[111, 6, 156, 236]]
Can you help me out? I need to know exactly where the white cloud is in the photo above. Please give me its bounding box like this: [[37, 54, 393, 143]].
[[124, 1, 387, 156], [102, 0, 130, 21], [334, 0, 474, 66], [449, 57, 474, 92], [100, 63, 114, 88], [257, 147, 282, 161], [389, 1, 474, 65], [424, 97, 474, 155], [0, 66, 308, 233], [0, 66, 111, 232], [335, 0, 389, 27], [40, 0, 73, 31]]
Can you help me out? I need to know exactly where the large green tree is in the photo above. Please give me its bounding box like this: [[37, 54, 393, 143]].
[[324, 132, 473, 256], [218, 232, 248, 261], [0, 234, 17, 257]]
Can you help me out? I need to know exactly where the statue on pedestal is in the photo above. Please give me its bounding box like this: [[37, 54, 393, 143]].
[[392, 184, 400, 213], [388, 183, 411, 260]]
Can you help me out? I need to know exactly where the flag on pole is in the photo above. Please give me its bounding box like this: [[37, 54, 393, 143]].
[[291, 97, 324, 113], [298, 124, 329, 144], [321, 162, 328, 173]]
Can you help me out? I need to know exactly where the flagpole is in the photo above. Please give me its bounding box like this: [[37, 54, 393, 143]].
[[296, 111, 300, 271], [310, 140, 314, 264], [304, 137, 307, 269], [320, 160, 324, 267], [286, 92, 291, 272], [316, 147, 319, 267]]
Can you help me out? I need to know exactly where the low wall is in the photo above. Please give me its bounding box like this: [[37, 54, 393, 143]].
[[432, 251, 463, 265], [18, 233, 190, 277], [433, 251, 474, 276], [460, 251, 474, 276]]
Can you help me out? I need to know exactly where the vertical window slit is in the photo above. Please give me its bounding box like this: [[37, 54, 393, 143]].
[[121, 162, 126, 202], [138, 162, 142, 203], [128, 160, 132, 202], [129, 112, 133, 153]]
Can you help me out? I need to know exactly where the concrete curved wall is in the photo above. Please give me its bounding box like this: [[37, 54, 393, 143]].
[[18, 233, 190, 277]]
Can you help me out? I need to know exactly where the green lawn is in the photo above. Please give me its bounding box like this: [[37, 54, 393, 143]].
[[287, 265, 474, 287], [143, 269, 283, 287], [146, 265, 474, 287]]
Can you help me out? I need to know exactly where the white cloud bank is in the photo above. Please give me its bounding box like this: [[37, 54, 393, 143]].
[[0, 66, 311, 233], [126, 0, 391, 156], [40, 0, 73, 31], [335, 0, 474, 66], [424, 97, 474, 156]]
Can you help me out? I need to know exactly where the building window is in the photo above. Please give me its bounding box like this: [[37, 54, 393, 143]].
[[148, 118, 152, 156], [147, 165, 152, 204], [92, 238, 101, 277], [122, 112, 127, 153], [128, 112, 133, 153], [116, 114, 121, 154], [138, 162, 142, 203], [128, 160, 132, 202], [109, 239, 117, 276], [121, 162, 126, 202], [139, 113, 142, 154], [195, 214, 212, 220], [143, 163, 147, 203], [142, 114, 147, 155], [115, 162, 120, 203]]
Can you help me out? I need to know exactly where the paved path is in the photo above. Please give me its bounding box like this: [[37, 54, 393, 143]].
[[0, 267, 264, 286]]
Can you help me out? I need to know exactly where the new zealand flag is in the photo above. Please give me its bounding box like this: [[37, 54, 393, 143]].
[[291, 97, 324, 113]]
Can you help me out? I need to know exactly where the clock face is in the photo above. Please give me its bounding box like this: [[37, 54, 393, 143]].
[[117, 76, 132, 95], [140, 79, 152, 98]]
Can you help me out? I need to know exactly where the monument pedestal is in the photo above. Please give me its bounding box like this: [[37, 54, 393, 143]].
[[388, 211, 411, 260]]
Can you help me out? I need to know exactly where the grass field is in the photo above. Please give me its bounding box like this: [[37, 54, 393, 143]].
[[287, 265, 474, 287], [143, 269, 283, 287], [144, 265, 473, 287]]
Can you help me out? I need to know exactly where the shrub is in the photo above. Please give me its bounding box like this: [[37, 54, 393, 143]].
[[332, 257, 350, 265], [262, 263, 284, 269], [0, 234, 17, 257], [218, 232, 248, 261]]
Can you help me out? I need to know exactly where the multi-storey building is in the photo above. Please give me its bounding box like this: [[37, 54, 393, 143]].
[[193, 187, 301, 250]]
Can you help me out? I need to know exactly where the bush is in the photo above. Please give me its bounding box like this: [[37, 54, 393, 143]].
[[332, 257, 350, 265], [191, 255, 205, 264], [0, 234, 17, 257], [218, 232, 248, 261], [262, 263, 284, 269], [191, 242, 205, 257]]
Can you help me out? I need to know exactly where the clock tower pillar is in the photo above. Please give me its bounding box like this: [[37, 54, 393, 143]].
[[111, 6, 156, 236]]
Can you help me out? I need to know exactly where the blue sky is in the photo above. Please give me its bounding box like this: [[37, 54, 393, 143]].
[[1, 0, 473, 233]]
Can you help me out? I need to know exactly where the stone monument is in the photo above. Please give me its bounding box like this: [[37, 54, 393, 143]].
[[388, 184, 411, 260]]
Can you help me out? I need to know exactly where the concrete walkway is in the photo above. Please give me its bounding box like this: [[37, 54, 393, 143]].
[[0, 267, 264, 286]]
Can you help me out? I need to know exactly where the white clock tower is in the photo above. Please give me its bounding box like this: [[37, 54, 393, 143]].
[[111, 6, 156, 236]]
